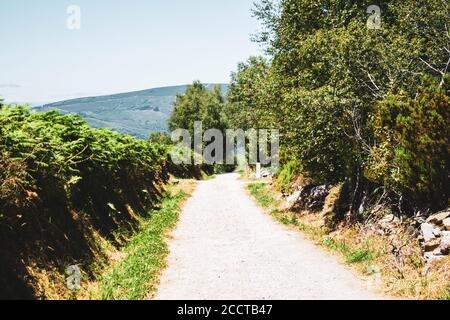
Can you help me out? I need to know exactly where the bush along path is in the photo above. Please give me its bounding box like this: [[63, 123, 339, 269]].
[[155, 173, 384, 300], [0, 106, 204, 300]]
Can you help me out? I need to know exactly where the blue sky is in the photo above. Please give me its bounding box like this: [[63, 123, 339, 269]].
[[0, 0, 262, 104]]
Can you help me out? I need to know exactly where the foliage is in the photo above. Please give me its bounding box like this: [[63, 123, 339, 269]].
[[0, 105, 171, 299], [168, 81, 228, 134], [167, 81, 233, 171], [366, 77, 450, 210], [0, 106, 168, 210], [228, 0, 450, 212], [276, 159, 302, 193], [149, 132, 172, 145], [227, 56, 277, 130]]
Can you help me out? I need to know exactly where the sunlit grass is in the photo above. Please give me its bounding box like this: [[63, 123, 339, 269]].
[[98, 190, 187, 300]]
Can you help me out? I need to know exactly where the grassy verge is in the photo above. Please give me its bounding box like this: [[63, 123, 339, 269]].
[[247, 182, 450, 300], [95, 180, 196, 300]]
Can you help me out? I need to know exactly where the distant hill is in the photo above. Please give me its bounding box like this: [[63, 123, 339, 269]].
[[35, 84, 228, 138]]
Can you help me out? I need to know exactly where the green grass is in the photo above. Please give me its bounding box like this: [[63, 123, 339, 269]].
[[322, 237, 349, 252], [323, 237, 374, 263], [98, 190, 187, 300], [442, 288, 450, 300], [346, 247, 374, 263], [248, 183, 273, 208], [201, 173, 216, 180]]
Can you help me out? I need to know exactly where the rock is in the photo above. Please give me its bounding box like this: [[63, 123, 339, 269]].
[[283, 184, 331, 211], [426, 209, 450, 224], [423, 252, 433, 261], [432, 227, 442, 237], [424, 238, 441, 252], [379, 214, 401, 230], [280, 191, 301, 211], [443, 218, 450, 231], [424, 252, 445, 263], [306, 185, 329, 209], [412, 212, 427, 226], [406, 225, 419, 238], [310, 185, 329, 199], [421, 223, 436, 242], [260, 170, 272, 178], [438, 234, 450, 255], [287, 191, 301, 203]]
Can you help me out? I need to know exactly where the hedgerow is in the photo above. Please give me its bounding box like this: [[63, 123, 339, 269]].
[[0, 105, 171, 299]]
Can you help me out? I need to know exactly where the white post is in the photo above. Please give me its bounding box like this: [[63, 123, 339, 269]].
[[256, 163, 261, 179]]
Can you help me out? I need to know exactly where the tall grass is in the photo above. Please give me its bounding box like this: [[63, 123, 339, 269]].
[[98, 190, 187, 300]]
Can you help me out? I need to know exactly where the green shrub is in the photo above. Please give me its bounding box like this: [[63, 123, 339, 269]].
[[276, 159, 303, 193], [149, 132, 172, 145], [0, 105, 171, 298], [366, 77, 450, 210]]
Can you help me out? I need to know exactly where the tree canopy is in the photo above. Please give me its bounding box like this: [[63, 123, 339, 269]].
[[226, 0, 450, 213]]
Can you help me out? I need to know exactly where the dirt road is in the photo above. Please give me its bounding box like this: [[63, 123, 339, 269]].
[[155, 173, 384, 300]]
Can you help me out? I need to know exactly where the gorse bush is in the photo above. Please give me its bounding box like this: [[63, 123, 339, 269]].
[[366, 77, 450, 211], [276, 159, 302, 193]]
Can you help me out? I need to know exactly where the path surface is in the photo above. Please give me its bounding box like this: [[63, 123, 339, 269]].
[[155, 173, 384, 300]]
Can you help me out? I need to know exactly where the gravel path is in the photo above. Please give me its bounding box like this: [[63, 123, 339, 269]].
[[155, 173, 384, 300]]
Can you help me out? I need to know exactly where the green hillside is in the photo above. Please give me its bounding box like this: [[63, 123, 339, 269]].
[[35, 84, 228, 138]]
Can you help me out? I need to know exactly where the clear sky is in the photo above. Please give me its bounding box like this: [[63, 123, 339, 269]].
[[0, 0, 262, 104]]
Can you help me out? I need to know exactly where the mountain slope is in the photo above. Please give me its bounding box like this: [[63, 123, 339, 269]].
[[35, 84, 228, 138]]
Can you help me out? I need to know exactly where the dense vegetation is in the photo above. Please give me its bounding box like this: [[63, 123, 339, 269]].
[[168, 81, 228, 135], [227, 0, 449, 216], [0, 0, 448, 299], [0, 105, 173, 298], [168, 82, 235, 172]]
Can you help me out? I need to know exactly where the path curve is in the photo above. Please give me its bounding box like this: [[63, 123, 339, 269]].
[[155, 173, 383, 300]]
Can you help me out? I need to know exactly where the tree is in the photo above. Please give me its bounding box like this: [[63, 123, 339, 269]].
[[167, 81, 229, 168], [168, 81, 227, 134], [227, 56, 277, 130], [149, 132, 172, 145], [228, 0, 450, 212]]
